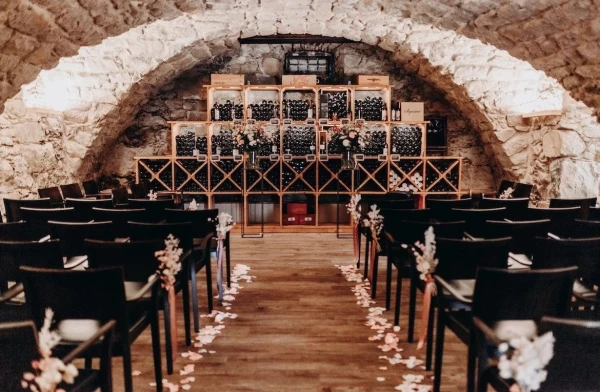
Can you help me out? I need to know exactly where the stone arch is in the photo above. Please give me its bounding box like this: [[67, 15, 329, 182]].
[[1, 6, 599, 201]]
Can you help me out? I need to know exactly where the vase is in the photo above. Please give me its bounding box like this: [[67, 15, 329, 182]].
[[246, 149, 260, 170], [341, 149, 355, 170]]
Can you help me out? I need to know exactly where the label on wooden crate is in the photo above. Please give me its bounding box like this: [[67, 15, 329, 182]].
[[318, 118, 328, 125], [354, 154, 365, 162], [357, 75, 390, 85], [355, 119, 365, 125], [282, 75, 317, 86], [211, 155, 220, 161], [378, 154, 387, 162], [270, 118, 280, 125], [247, 119, 256, 125], [270, 154, 279, 161], [233, 119, 242, 125], [319, 154, 329, 161], [390, 154, 401, 162], [341, 118, 350, 125], [197, 154, 207, 162], [283, 154, 293, 162], [192, 149, 199, 156], [401, 102, 424, 122], [283, 118, 293, 125], [233, 155, 243, 162], [211, 74, 244, 85], [306, 119, 316, 125], [306, 154, 316, 162]]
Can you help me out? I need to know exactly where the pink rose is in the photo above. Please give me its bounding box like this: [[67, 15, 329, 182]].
[[348, 131, 357, 139]]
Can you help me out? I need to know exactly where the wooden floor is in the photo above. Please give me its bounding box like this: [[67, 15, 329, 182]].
[[107, 233, 467, 391]]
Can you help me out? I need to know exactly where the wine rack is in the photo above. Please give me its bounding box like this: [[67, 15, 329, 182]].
[[135, 82, 464, 231]]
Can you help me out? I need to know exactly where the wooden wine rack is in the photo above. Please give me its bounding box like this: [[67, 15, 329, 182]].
[[135, 83, 463, 230]]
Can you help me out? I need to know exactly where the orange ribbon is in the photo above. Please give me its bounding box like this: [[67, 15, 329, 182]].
[[417, 277, 437, 349], [368, 236, 379, 282], [353, 222, 360, 266], [168, 286, 178, 360]]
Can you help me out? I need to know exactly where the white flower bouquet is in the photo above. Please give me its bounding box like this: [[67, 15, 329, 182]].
[[155, 234, 183, 290], [362, 204, 384, 250], [328, 124, 370, 152], [499, 186, 515, 199], [216, 212, 234, 240], [346, 194, 362, 224], [232, 124, 276, 151]]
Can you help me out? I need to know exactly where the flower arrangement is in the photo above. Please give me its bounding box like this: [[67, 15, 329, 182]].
[[499, 186, 515, 199], [363, 204, 384, 251], [346, 194, 362, 224], [328, 124, 370, 152], [216, 212, 234, 240], [22, 308, 79, 392], [232, 124, 276, 151], [187, 199, 198, 211], [147, 190, 157, 200], [498, 332, 555, 392], [155, 234, 183, 290]]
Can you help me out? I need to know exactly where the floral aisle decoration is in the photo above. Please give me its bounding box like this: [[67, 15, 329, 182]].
[[147, 189, 157, 200], [347, 194, 362, 266], [155, 234, 183, 360], [499, 186, 515, 199], [215, 212, 235, 302], [22, 308, 79, 392], [232, 124, 277, 169], [497, 332, 555, 392], [404, 226, 438, 349], [328, 124, 370, 170], [187, 199, 198, 211], [362, 204, 384, 282]]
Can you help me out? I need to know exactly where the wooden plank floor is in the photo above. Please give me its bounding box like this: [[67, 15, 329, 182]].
[[107, 233, 467, 391]]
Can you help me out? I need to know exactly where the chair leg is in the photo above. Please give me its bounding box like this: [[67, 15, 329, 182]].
[[150, 307, 163, 392], [181, 272, 191, 346], [408, 273, 417, 343], [122, 342, 134, 392], [190, 263, 200, 333], [425, 300, 435, 371], [163, 296, 173, 375], [363, 238, 370, 278], [84, 356, 92, 369], [475, 329, 488, 392], [226, 245, 231, 288], [386, 256, 392, 311], [433, 309, 445, 392], [205, 256, 213, 313], [371, 253, 379, 299], [468, 329, 478, 392], [394, 266, 403, 326]]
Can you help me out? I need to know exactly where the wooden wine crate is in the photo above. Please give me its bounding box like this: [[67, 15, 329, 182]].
[[282, 74, 317, 86], [211, 74, 245, 86], [356, 75, 390, 85]]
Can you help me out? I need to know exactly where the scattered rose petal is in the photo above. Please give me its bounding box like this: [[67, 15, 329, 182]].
[[377, 377, 385, 382], [131, 370, 141, 376]]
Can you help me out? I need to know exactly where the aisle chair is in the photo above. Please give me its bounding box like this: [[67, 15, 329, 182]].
[[3, 198, 52, 223]]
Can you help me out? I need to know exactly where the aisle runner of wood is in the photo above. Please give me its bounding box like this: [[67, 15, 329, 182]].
[[135, 264, 255, 392], [336, 264, 433, 392]]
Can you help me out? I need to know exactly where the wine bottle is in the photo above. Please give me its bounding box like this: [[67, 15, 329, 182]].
[[307, 100, 313, 119], [247, 105, 253, 119], [382, 106, 387, 121], [214, 106, 220, 121]]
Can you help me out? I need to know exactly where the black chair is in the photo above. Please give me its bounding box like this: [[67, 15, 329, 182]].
[[126, 222, 212, 330], [128, 198, 175, 222], [479, 198, 529, 220], [84, 238, 191, 375], [483, 219, 551, 257], [513, 183, 534, 199], [48, 221, 115, 262], [570, 219, 600, 238], [60, 183, 84, 199], [91, 208, 148, 238], [20, 266, 163, 392], [381, 208, 432, 223], [3, 198, 52, 223], [65, 198, 113, 222], [478, 316, 600, 392], [450, 208, 507, 236], [0, 240, 64, 322], [495, 180, 516, 198], [129, 182, 151, 199], [434, 266, 577, 392], [0, 319, 116, 392], [550, 197, 597, 220], [427, 198, 473, 220], [362, 193, 415, 210], [20, 207, 77, 238], [527, 207, 582, 237], [589, 206, 600, 221], [0, 221, 41, 241], [82, 179, 100, 196], [111, 186, 129, 206], [38, 186, 63, 206]]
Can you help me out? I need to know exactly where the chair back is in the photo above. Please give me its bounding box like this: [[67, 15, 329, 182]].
[[570, 219, 600, 239], [532, 237, 600, 279], [91, 208, 148, 238], [0, 222, 41, 242], [381, 209, 432, 230], [450, 208, 507, 236], [527, 207, 582, 237], [65, 198, 113, 222], [0, 321, 41, 392], [550, 197, 597, 220], [20, 207, 76, 238], [49, 221, 115, 258], [589, 206, 600, 221], [129, 182, 151, 199], [164, 208, 218, 239], [539, 316, 600, 391], [20, 266, 128, 334], [435, 237, 512, 280], [427, 198, 472, 220], [496, 180, 516, 198], [111, 186, 129, 205], [513, 183, 534, 199], [82, 179, 100, 196], [38, 186, 63, 205], [128, 198, 175, 222], [127, 221, 193, 251], [3, 198, 52, 223], [85, 239, 165, 282], [391, 220, 466, 246], [0, 240, 64, 283], [472, 267, 577, 323], [479, 197, 529, 220], [59, 183, 84, 199], [483, 219, 551, 256]]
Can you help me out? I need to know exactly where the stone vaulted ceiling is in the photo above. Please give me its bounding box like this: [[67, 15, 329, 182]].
[[1, 0, 600, 202]]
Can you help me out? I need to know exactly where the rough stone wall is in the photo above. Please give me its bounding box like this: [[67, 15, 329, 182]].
[[1, 6, 599, 204]]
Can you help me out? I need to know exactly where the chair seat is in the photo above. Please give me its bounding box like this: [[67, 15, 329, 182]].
[[58, 319, 102, 342], [124, 281, 153, 301], [64, 255, 88, 270], [573, 280, 597, 300], [446, 310, 537, 345], [0, 302, 30, 322]]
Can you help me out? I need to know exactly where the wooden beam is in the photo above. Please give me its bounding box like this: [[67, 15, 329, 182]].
[[238, 34, 357, 44]]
